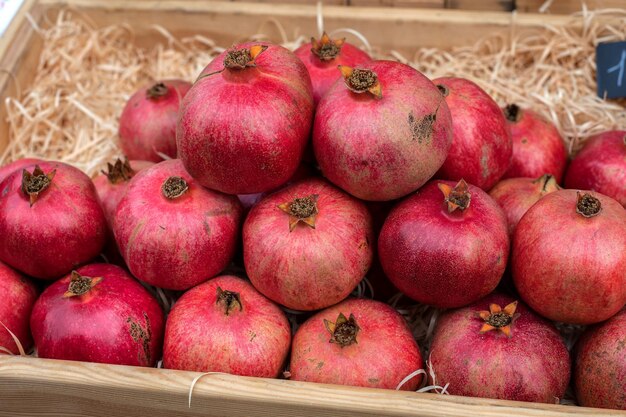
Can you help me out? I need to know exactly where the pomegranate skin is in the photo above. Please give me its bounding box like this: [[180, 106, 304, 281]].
[[0, 261, 37, 354], [565, 130, 626, 207], [119, 79, 191, 162], [430, 294, 570, 403], [378, 180, 509, 308], [313, 60, 452, 201], [0, 158, 42, 184], [177, 42, 314, 195], [434, 77, 512, 191], [575, 308, 626, 410], [512, 190, 626, 324], [502, 105, 567, 182], [290, 298, 422, 390], [30, 263, 164, 366], [294, 39, 371, 104], [93, 159, 155, 224], [0, 162, 107, 280], [114, 159, 242, 290], [489, 174, 561, 235], [163, 275, 291, 377], [243, 178, 373, 311]]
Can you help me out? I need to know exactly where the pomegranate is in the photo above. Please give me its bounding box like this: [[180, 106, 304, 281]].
[[378, 179, 509, 308], [0, 261, 37, 354], [177, 43, 314, 194], [434, 77, 511, 190], [512, 190, 626, 324], [119, 79, 191, 162], [93, 157, 154, 224], [489, 174, 561, 235], [163, 275, 290, 376], [290, 298, 422, 390], [313, 61, 452, 201], [575, 307, 626, 410], [114, 159, 242, 290], [0, 162, 107, 279], [502, 104, 567, 182], [31, 263, 164, 366], [243, 178, 373, 310], [430, 294, 570, 403], [294, 32, 371, 104], [565, 130, 626, 207], [0, 158, 42, 184]]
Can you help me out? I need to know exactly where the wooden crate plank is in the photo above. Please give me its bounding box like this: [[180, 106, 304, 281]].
[[1, 356, 625, 417], [349, 0, 444, 8], [516, 0, 626, 13], [0, 0, 44, 156]]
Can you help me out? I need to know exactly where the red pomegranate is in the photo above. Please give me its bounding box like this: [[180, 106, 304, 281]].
[[489, 174, 561, 235], [0, 261, 37, 354], [565, 130, 626, 207], [294, 32, 371, 104], [434, 77, 512, 190], [114, 159, 242, 290], [119, 79, 191, 162], [378, 179, 509, 308], [163, 275, 291, 376], [502, 104, 567, 182], [30, 263, 164, 366], [93, 157, 154, 224], [0, 162, 107, 279], [290, 298, 422, 390], [243, 178, 373, 310], [512, 190, 626, 324], [0, 158, 42, 184], [575, 307, 626, 410], [430, 294, 570, 403], [313, 61, 452, 201], [177, 43, 314, 194]]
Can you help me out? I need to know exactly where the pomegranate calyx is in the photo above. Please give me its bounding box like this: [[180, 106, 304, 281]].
[[224, 45, 268, 70], [533, 174, 560, 194], [21, 165, 56, 206], [438, 179, 471, 213], [102, 157, 135, 185], [504, 103, 522, 122], [278, 194, 319, 232], [576, 192, 602, 218], [311, 32, 344, 61], [216, 287, 243, 316], [338, 66, 382, 99], [146, 82, 169, 100], [478, 301, 518, 338], [324, 312, 360, 348], [63, 271, 103, 298], [161, 176, 188, 199]]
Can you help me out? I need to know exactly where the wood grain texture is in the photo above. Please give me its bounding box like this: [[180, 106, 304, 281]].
[[2, 355, 626, 417], [516, 0, 626, 13]]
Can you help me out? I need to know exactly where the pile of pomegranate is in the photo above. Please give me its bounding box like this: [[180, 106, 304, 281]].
[[1, 35, 625, 410]]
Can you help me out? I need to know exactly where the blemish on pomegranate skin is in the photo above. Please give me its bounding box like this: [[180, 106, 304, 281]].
[[480, 146, 490, 179], [408, 112, 436, 144], [127, 312, 152, 364]]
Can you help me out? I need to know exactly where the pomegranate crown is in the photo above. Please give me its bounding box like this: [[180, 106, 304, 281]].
[[278, 194, 319, 232], [478, 301, 519, 338], [21, 165, 56, 206], [438, 179, 471, 213], [338, 66, 382, 99], [576, 192, 602, 218], [102, 157, 135, 185], [63, 271, 103, 298], [311, 32, 345, 61], [324, 312, 360, 348], [216, 287, 243, 316]]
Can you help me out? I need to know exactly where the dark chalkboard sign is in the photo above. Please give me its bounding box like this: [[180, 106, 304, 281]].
[[597, 41, 626, 99]]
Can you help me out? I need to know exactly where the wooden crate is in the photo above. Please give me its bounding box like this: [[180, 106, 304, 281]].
[[0, 1, 625, 417]]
